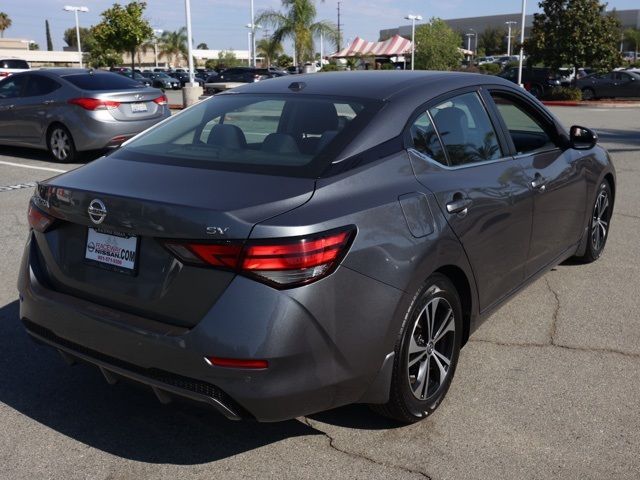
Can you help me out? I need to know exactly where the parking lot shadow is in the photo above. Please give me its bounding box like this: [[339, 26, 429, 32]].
[[596, 128, 640, 151], [0, 146, 103, 164], [0, 300, 319, 465]]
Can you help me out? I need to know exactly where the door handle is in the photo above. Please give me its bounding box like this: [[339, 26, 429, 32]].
[[446, 196, 472, 215], [42, 100, 55, 105], [531, 175, 547, 192]]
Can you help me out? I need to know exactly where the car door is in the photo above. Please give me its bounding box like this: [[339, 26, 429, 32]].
[[0, 74, 28, 142], [13, 74, 62, 144], [486, 88, 587, 278], [614, 72, 640, 98], [408, 89, 534, 312]]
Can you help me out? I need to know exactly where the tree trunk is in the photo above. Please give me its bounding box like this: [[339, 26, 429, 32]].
[[131, 49, 136, 78]]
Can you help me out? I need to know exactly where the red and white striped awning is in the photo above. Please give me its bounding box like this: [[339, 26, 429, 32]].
[[331, 35, 413, 58]]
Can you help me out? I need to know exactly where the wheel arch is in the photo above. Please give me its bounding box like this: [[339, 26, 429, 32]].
[[434, 264, 473, 346]]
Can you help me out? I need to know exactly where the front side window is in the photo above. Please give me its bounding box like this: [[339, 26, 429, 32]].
[[116, 93, 381, 177], [491, 93, 556, 154], [429, 92, 502, 166]]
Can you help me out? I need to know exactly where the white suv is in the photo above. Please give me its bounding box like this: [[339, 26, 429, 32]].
[[0, 58, 30, 79]]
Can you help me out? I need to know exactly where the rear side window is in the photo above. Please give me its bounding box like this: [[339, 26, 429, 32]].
[[0, 59, 29, 69], [0, 75, 27, 99], [430, 92, 502, 166], [24, 75, 61, 97], [63, 73, 144, 90], [116, 93, 382, 177], [409, 112, 447, 166]]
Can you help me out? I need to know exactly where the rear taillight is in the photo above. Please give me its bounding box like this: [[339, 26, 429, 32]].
[[28, 203, 56, 233], [204, 356, 268, 369], [68, 97, 121, 110], [153, 95, 168, 105], [163, 227, 355, 288], [0, 72, 9, 78]]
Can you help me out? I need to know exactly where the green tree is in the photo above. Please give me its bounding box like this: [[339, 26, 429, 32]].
[[524, 0, 622, 73], [86, 48, 123, 68], [45, 20, 53, 51], [414, 18, 463, 71], [159, 27, 187, 66], [478, 27, 507, 56], [196, 42, 208, 50], [92, 2, 153, 72], [28, 42, 39, 50], [256, 0, 338, 66], [63, 26, 94, 50], [624, 28, 640, 61], [0, 12, 11, 38], [275, 53, 293, 68], [256, 38, 284, 67]]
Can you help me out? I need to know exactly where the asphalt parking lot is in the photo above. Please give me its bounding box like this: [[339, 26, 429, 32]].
[[0, 107, 639, 479]]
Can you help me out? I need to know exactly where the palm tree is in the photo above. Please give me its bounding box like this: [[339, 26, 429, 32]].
[[159, 27, 187, 66], [0, 12, 12, 38], [256, 0, 337, 66], [256, 38, 283, 67]]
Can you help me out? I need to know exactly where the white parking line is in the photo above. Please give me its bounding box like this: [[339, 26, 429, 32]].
[[0, 160, 68, 173]]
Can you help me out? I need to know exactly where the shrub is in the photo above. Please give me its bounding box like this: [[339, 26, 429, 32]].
[[544, 86, 582, 101], [321, 63, 340, 72], [380, 63, 395, 70], [478, 63, 502, 75]]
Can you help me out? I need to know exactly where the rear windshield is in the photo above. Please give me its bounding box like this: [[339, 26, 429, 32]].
[[114, 93, 382, 177], [63, 72, 144, 90], [0, 59, 29, 69]]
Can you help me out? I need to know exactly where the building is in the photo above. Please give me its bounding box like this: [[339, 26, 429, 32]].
[[380, 9, 640, 50]]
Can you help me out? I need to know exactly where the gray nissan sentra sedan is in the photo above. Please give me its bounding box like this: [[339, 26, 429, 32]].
[[18, 71, 615, 423], [0, 69, 170, 162]]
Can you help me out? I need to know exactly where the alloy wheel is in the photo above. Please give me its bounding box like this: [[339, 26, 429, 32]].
[[50, 128, 71, 161], [591, 189, 610, 252], [407, 295, 455, 400]]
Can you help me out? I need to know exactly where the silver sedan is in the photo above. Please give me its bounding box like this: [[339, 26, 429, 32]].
[[0, 69, 170, 162]]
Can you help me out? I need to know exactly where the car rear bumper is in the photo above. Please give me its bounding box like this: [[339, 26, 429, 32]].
[[69, 108, 171, 151], [18, 233, 405, 421]]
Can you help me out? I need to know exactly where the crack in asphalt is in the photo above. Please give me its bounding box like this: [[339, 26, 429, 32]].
[[470, 274, 640, 360], [301, 417, 432, 479], [545, 277, 561, 345], [617, 212, 640, 220]]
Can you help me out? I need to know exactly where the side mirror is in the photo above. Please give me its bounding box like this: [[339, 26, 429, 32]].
[[569, 125, 598, 150]]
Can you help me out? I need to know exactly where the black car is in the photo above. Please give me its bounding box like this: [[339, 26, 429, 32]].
[[577, 71, 640, 100], [216, 67, 272, 83], [168, 71, 205, 87], [499, 67, 562, 98], [116, 71, 152, 87], [141, 72, 181, 90]]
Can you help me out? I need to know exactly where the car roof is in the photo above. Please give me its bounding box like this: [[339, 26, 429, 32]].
[[226, 70, 515, 102]]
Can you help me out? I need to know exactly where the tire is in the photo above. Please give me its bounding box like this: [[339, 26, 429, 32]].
[[371, 273, 463, 423], [581, 88, 596, 101], [576, 180, 613, 263], [529, 84, 543, 98], [47, 124, 77, 163]]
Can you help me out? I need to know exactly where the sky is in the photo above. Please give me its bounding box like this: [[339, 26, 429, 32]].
[[2, 0, 638, 56]]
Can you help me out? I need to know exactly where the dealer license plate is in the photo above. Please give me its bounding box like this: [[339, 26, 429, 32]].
[[85, 228, 138, 273], [131, 102, 148, 113]]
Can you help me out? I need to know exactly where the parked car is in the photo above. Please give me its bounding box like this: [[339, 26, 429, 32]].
[[577, 71, 640, 100], [141, 72, 181, 90], [476, 56, 496, 66], [109, 66, 132, 74], [0, 58, 30, 78], [499, 67, 562, 98], [494, 55, 519, 67], [0, 69, 169, 162], [18, 71, 615, 423], [216, 67, 272, 83], [116, 71, 152, 87], [168, 71, 205, 87]]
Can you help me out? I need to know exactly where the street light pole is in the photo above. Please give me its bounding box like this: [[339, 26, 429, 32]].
[[184, 0, 195, 84], [517, 0, 527, 87], [63, 6, 88, 68], [404, 14, 422, 71], [250, 0, 256, 67], [505, 21, 517, 56]]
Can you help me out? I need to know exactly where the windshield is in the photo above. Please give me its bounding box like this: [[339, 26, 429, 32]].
[[155, 73, 171, 79], [114, 93, 382, 178]]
